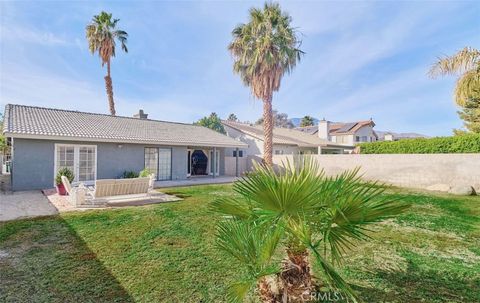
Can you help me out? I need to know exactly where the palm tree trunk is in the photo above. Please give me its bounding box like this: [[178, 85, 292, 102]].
[[263, 95, 274, 167], [104, 60, 116, 116], [258, 276, 282, 303], [279, 249, 313, 302]]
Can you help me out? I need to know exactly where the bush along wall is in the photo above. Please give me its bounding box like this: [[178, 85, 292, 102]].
[[359, 134, 480, 154]]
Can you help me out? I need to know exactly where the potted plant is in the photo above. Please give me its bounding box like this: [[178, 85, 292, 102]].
[[55, 168, 74, 195]]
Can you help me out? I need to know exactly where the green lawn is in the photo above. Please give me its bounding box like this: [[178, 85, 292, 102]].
[[1, 184, 479, 302]]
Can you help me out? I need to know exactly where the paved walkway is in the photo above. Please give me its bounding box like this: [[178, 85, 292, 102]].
[[155, 176, 237, 188], [0, 191, 58, 222]]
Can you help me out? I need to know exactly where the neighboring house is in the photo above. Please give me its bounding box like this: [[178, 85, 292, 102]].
[[375, 130, 429, 141], [221, 120, 354, 157], [2, 104, 246, 191], [296, 119, 378, 146]]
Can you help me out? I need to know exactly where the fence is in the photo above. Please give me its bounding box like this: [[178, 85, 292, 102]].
[[225, 154, 480, 190]]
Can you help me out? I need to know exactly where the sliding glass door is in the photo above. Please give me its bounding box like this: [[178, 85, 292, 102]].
[[209, 150, 220, 176], [144, 148, 159, 178], [144, 147, 172, 181]]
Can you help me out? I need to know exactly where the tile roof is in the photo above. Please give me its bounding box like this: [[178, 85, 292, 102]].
[[2, 104, 247, 148], [296, 120, 375, 135], [330, 120, 375, 135], [222, 120, 352, 148]]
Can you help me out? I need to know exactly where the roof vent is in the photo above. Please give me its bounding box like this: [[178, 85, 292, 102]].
[[133, 109, 148, 119]]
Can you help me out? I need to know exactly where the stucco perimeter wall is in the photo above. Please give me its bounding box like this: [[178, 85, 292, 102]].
[[266, 154, 480, 190], [224, 156, 248, 176]]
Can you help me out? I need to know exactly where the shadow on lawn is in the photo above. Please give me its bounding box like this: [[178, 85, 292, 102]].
[[0, 215, 134, 303], [352, 259, 479, 303]]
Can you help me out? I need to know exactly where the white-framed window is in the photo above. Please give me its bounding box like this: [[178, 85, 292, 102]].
[[274, 150, 284, 155], [54, 144, 97, 184]]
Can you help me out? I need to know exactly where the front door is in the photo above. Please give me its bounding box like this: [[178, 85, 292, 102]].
[[55, 144, 97, 184]]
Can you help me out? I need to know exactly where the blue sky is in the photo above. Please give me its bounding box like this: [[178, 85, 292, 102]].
[[1, 1, 479, 136]]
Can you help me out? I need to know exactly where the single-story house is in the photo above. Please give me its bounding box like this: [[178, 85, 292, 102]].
[[221, 120, 354, 157], [296, 119, 378, 145], [2, 104, 246, 191]]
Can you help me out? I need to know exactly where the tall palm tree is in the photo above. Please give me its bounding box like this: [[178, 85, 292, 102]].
[[229, 3, 303, 166], [429, 47, 480, 107], [213, 158, 408, 302], [86, 11, 128, 116]]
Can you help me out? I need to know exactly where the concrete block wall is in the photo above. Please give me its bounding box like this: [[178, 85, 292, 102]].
[[314, 154, 480, 189], [246, 154, 480, 190]]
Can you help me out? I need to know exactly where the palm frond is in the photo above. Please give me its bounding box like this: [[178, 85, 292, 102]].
[[309, 246, 359, 303], [429, 47, 480, 78], [454, 70, 480, 106], [216, 220, 282, 302], [286, 217, 359, 302], [210, 197, 251, 219], [310, 169, 409, 264], [228, 2, 303, 100], [226, 280, 256, 303], [86, 11, 128, 62]]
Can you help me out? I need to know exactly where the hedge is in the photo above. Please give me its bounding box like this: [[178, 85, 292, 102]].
[[358, 134, 480, 154]]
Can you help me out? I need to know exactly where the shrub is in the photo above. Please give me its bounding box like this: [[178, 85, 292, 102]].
[[55, 168, 74, 185], [122, 170, 139, 179], [139, 169, 152, 177], [212, 159, 408, 302], [359, 134, 480, 154]]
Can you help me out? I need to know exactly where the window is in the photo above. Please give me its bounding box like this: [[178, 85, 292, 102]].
[[274, 150, 284, 155], [54, 144, 96, 184], [144, 148, 159, 178], [57, 146, 75, 172], [232, 150, 243, 157], [78, 146, 96, 181], [355, 136, 360, 142], [361, 136, 368, 142], [336, 136, 347, 144]]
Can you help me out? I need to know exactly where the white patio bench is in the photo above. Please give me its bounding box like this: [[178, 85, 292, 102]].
[[62, 175, 158, 207]]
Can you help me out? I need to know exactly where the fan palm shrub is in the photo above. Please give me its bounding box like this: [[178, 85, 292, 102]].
[[212, 158, 408, 302]]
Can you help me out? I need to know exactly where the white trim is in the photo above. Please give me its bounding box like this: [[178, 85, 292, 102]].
[[208, 149, 220, 176], [54, 143, 97, 187], [186, 149, 194, 177], [5, 132, 247, 148]]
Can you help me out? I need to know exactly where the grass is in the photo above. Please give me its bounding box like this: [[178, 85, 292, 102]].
[[1, 184, 479, 302]]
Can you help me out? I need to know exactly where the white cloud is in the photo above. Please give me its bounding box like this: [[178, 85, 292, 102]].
[[0, 25, 68, 46]]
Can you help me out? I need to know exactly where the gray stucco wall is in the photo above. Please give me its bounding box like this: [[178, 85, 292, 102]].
[[10, 138, 218, 191]]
